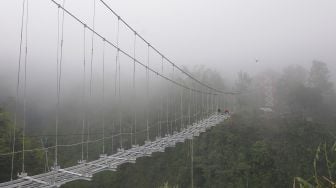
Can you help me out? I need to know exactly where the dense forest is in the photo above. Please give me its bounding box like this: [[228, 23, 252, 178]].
[[61, 112, 336, 188], [1, 61, 336, 187]]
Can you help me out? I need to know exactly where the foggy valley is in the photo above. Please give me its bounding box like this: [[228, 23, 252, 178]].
[[0, 0, 336, 187]]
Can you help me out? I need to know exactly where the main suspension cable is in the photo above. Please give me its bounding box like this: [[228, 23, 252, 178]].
[[49, 0, 219, 96], [98, 0, 236, 95]]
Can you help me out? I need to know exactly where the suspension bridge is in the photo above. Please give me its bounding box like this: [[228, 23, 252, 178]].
[[0, 0, 236, 187]]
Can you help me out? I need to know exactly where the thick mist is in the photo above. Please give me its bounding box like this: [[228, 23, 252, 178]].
[[1, 0, 336, 184], [0, 0, 335, 135], [1, 0, 336, 81]]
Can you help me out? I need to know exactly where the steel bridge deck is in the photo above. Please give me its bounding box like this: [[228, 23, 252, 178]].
[[0, 113, 228, 188]]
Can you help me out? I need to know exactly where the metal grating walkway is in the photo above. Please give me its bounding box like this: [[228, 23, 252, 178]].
[[0, 113, 228, 188]]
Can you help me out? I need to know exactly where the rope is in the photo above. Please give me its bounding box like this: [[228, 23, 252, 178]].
[[159, 56, 164, 137], [199, 92, 202, 122], [192, 87, 195, 123], [165, 63, 169, 136], [210, 93, 213, 113], [2, 120, 195, 140], [116, 17, 122, 149], [173, 66, 177, 133], [87, 0, 96, 161], [11, 0, 26, 180], [180, 87, 183, 130], [166, 93, 169, 136], [171, 65, 174, 134], [81, 25, 86, 162], [157, 72, 160, 138], [201, 89, 204, 119], [188, 88, 191, 126], [0, 114, 198, 157], [172, 69, 176, 131], [191, 138, 194, 188], [40, 138, 49, 172], [157, 102, 160, 137], [146, 44, 150, 141], [54, 5, 60, 170], [102, 39, 106, 154], [21, 0, 29, 174], [211, 93, 213, 113], [2, 2, 232, 180], [207, 90, 210, 116], [216, 94, 219, 112], [54, 0, 66, 168], [196, 93, 204, 121], [119, 55, 122, 148], [112, 19, 120, 153], [206, 91, 209, 117], [130, 126, 133, 146], [111, 120, 114, 153], [55, 0, 65, 169], [211, 92, 214, 114], [98, 0, 237, 95], [191, 87, 194, 124], [133, 32, 137, 145], [49, 0, 220, 96]]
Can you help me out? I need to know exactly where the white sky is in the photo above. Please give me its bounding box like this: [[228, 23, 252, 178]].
[[1, 0, 336, 82]]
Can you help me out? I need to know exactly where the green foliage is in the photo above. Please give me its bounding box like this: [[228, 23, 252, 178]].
[[1, 61, 335, 187], [295, 142, 336, 188], [59, 110, 335, 188], [309, 61, 333, 93], [236, 71, 252, 92], [0, 108, 17, 181], [158, 182, 179, 188], [294, 177, 314, 188], [0, 108, 44, 182]]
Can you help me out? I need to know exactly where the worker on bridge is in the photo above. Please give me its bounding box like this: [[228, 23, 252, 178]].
[[224, 109, 230, 115]]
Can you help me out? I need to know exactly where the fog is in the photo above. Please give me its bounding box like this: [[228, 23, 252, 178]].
[[1, 0, 336, 80], [0, 0, 335, 123], [1, 0, 336, 183], [0, 0, 334, 128]]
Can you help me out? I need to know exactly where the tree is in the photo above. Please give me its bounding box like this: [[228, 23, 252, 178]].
[[0, 108, 18, 181], [235, 71, 254, 110], [308, 61, 333, 93], [0, 108, 45, 182], [279, 65, 307, 90], [276, 65, 308, 113], [235, 71, 252, 92]]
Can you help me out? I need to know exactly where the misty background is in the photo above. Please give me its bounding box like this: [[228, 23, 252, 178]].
[[0, 0, 336, 185], [0, 0, 335, 152], [1, 0, 336, 83], [1, 0, 335, 120]]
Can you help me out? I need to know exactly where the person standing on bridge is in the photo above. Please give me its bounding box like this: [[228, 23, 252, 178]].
[[224, 109, 230, 115]]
